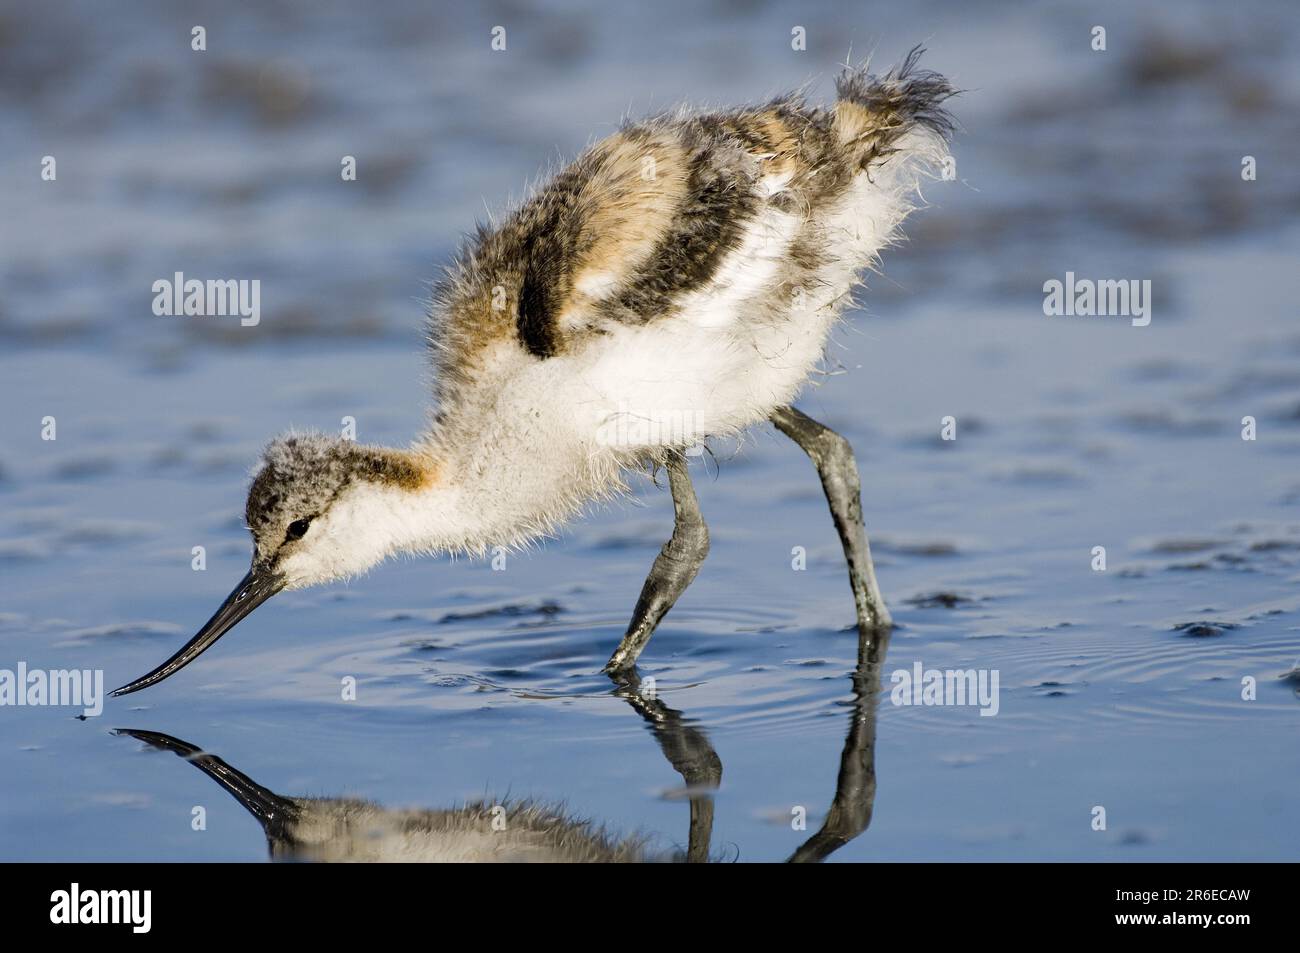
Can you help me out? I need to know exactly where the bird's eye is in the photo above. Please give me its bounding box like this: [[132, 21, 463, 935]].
[[285, 518, 311, 541]]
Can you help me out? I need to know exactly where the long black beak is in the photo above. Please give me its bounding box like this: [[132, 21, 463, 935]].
[[110, 566, 285, 698]]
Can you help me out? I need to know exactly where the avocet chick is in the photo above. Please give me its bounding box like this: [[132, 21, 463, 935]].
[[112, 49, 955, 697]]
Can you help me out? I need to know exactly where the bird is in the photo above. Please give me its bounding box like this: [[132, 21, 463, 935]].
[[110, 48, 955, 698]]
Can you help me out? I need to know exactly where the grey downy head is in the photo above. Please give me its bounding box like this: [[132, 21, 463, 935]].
[[110, 433, 430, 697]]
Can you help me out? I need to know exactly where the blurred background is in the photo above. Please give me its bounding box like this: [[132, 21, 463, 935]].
[[1, 0, 1297, 861]]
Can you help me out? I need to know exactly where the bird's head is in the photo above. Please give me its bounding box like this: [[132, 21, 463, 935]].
[[244, 433, 431, 589], [111, 433, 431, 697]]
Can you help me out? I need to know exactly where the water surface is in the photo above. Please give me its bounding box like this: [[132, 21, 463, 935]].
[[2, 0, 1298, 861]]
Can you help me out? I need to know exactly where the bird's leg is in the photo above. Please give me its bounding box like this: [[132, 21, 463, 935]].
[[604, 453, 709, 673], [770, 406, 892, 630]]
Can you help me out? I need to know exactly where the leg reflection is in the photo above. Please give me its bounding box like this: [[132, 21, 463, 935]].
[[788, 624, 890, 863], [608, 668, 722, 863]]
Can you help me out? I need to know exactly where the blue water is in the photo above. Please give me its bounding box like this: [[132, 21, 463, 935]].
[[2, 0, 1298, 861]]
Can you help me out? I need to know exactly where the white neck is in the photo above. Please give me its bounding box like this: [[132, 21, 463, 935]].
[[392, 410, 626, 560]]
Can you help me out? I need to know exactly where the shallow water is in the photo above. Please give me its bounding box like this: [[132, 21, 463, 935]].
[[2, 0, 1298, 861]]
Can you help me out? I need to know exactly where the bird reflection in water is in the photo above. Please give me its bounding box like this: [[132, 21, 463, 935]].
[[116, 626, 889, 863]]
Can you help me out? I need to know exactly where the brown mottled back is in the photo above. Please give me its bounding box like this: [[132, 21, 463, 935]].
[[426, 49, 954, 411]]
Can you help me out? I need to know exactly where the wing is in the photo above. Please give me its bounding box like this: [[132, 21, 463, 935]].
[[427, 52, 953, 406]]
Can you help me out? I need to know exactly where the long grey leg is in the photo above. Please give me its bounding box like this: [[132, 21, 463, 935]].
[[770, 406, 892, 630], [605, 454, 709, 673]]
